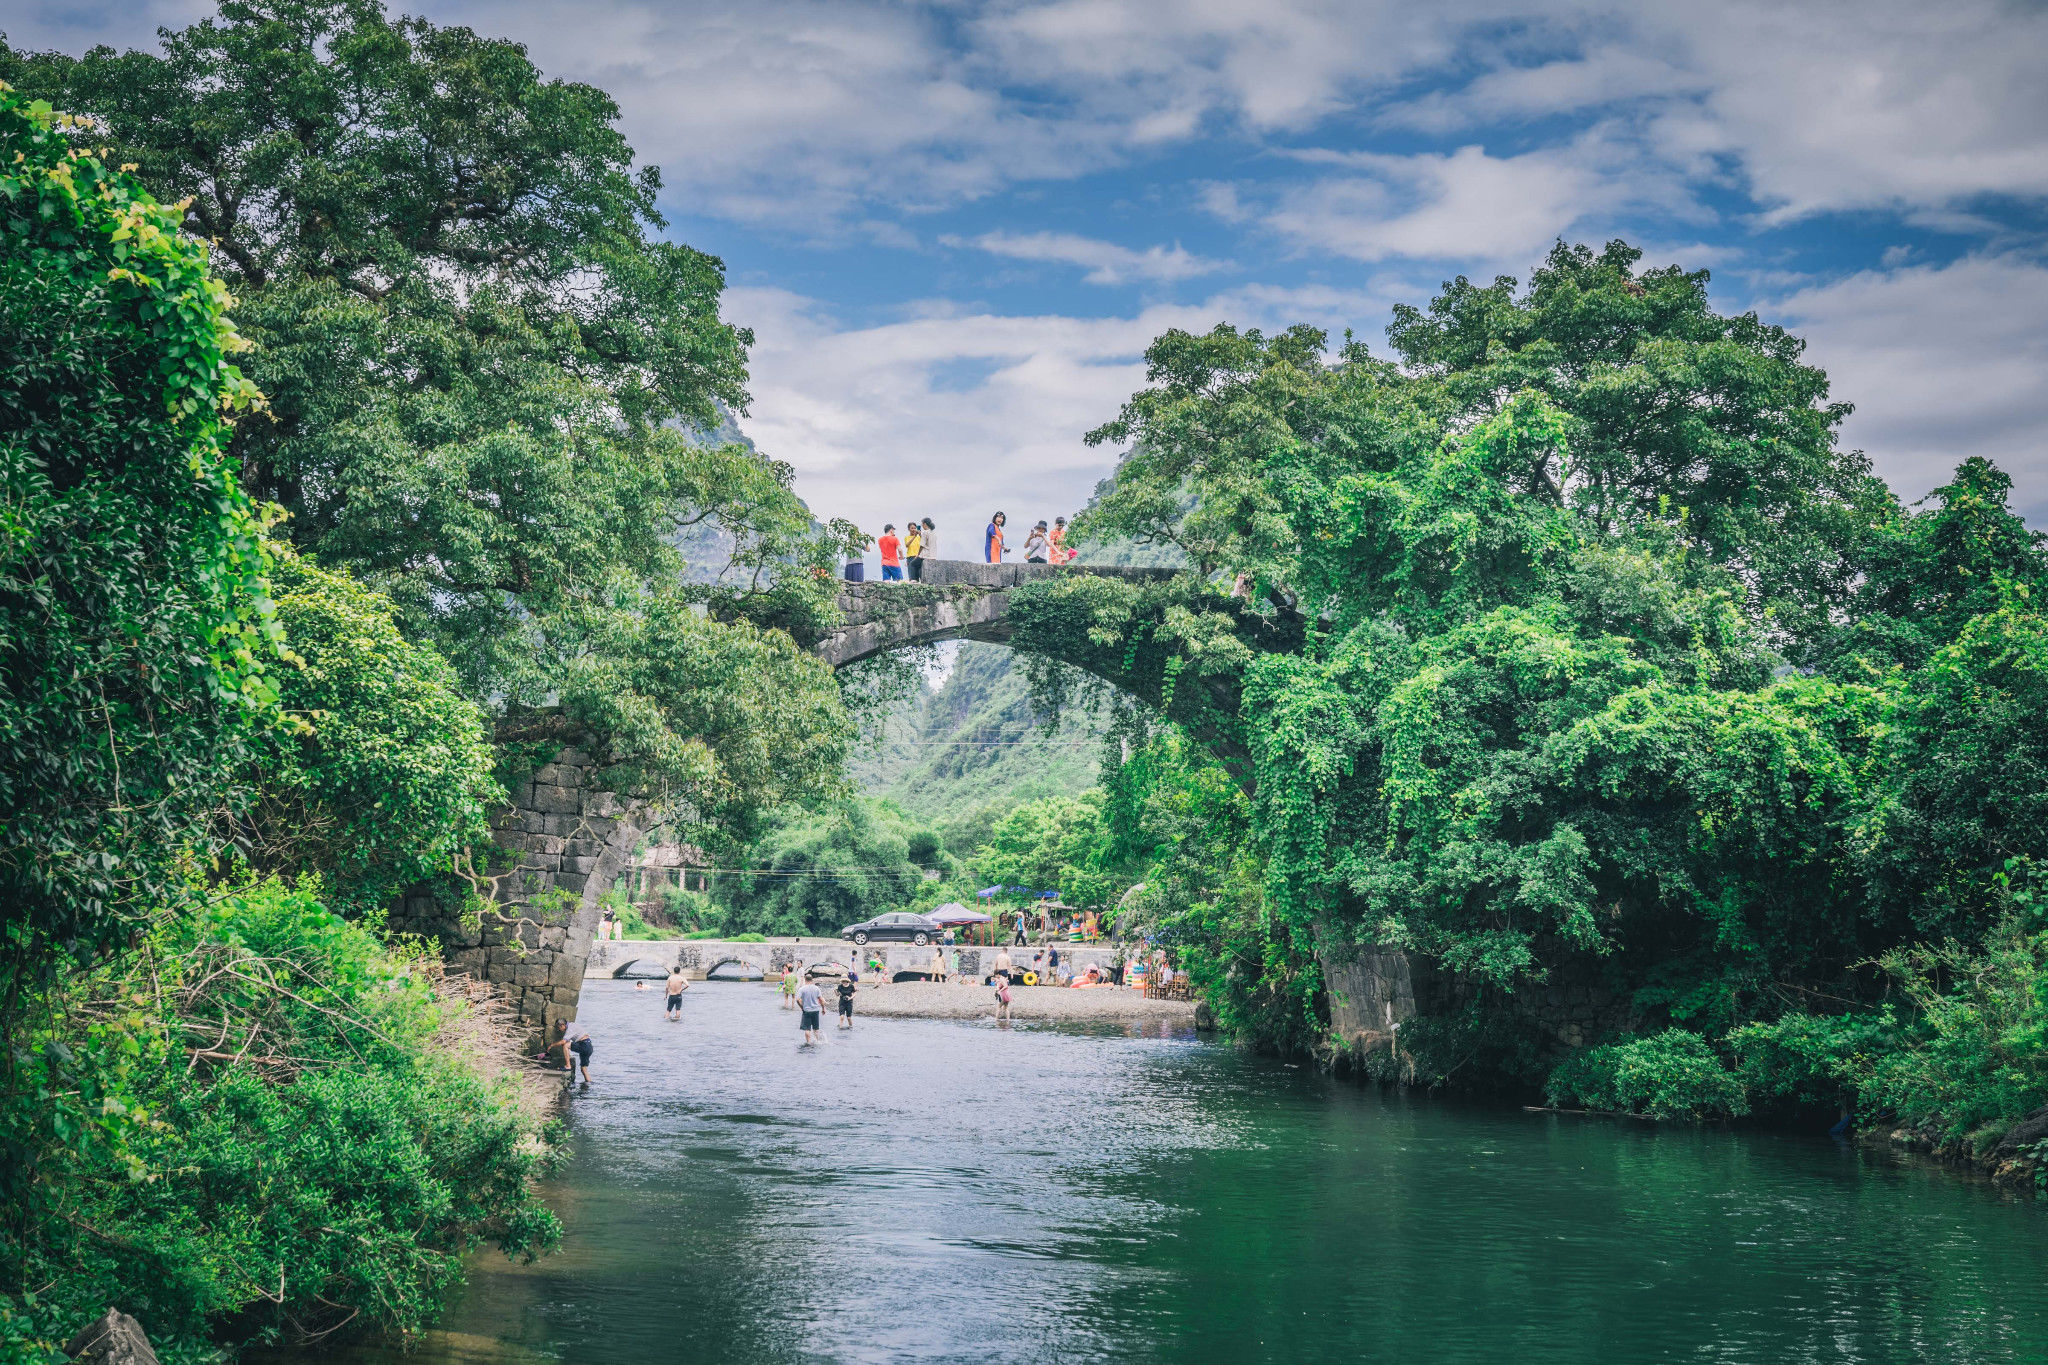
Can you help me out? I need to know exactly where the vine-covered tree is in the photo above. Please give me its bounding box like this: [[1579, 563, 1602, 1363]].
[[1042, 239, 2048, 1114], [0, 84, 275, 1005], [1, 1, 862, 704]]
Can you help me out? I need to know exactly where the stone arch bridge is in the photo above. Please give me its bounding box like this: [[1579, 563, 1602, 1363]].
[[390, 559, 1409, 1056]]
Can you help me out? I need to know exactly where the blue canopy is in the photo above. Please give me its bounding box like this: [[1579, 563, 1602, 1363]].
[[977, 884, 1060, 900]]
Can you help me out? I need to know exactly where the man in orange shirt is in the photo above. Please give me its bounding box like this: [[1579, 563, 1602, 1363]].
[[879, 524, 903, 580]]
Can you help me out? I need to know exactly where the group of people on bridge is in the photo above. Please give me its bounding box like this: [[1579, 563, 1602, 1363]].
[[871, 511, 1080, 580]]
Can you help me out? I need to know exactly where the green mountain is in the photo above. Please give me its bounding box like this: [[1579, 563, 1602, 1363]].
[[851, 642, 1109, 851]]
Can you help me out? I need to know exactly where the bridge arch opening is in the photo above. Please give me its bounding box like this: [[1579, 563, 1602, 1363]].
[[705, 958, 765, 981]]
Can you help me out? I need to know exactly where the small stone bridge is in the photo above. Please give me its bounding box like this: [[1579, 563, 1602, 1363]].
[[585, 936, 1127, 984]]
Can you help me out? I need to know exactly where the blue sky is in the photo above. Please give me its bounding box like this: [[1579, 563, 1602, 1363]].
[[18, 0, 2048, 549]]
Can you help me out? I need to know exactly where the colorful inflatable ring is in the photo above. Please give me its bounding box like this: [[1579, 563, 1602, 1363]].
[[1021, 971, 1038, 986]]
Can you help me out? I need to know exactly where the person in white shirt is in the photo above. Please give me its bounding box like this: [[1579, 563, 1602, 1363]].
[[796, 978, 825, 1045]]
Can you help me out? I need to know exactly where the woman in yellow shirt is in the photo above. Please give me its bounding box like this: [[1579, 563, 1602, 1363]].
[[904, 521, 924, 580]]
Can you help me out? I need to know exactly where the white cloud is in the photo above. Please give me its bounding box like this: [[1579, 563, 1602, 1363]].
[[1767, 255, 2048, 520], [1257, 142, 1631, 265], [724, 282, 1404, 552], [953, 230, 1227, 285]]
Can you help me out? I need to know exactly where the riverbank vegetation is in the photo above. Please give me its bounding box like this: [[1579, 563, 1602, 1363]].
[[1, 2, 872, 1351], [1003, 241, 2048, 1163]]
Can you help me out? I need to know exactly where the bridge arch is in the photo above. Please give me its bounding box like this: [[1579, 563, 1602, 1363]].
[[394, 559, 1343, 1050]]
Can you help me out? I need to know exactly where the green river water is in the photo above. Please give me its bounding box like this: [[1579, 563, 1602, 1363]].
[[358, 979, 2048, 1364]]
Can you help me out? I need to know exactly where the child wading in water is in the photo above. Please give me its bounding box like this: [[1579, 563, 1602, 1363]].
[[780, 965, 799, 1009]]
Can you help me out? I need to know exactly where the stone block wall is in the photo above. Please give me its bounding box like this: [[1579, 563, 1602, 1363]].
[[390, 743, 659, 1045]]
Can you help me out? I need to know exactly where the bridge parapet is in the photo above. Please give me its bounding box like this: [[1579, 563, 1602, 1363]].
[[813, 560, 1179, 667]]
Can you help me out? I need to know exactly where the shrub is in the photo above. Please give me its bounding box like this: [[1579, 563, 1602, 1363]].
[[1546, 1029, 1750, 1120], [2, 879, 559, 1355]]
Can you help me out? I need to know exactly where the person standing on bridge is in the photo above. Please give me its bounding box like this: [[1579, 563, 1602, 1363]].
[[1022, 521, 1050, 563], [984, 511, 1006, 563], [903, 519, 923, 580], [919, 518, 936, 570], [878, 524, 904, 581], [665, 965, 690, 1021], [1048, 516, 1071, 564]]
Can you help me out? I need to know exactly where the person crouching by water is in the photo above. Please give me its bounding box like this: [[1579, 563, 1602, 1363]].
[[796, 976, 825, 1045], [665, 965, 690, 1020], [837, 974, 857, 1029], [537, 1019, 594, 1088]]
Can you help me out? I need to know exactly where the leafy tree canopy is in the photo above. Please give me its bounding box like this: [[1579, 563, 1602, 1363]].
[[1024, 239, 2048, 1097], [0, 2, 862, 705], [710, 799, 948, 938]]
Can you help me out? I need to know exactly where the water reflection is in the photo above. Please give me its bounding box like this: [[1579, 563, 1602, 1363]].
[[336, 981, 2048, 1364]]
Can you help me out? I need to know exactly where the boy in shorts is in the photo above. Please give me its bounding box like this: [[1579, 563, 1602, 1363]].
[[836, 975, 857, 1029], [664, 965, 690, 1020]]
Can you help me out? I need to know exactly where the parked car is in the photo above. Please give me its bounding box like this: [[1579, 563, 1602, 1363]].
[[841, 913, 941, 946]]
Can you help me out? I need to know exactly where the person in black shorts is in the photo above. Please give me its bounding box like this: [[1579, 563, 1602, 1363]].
[[836, 975, 857, 1029], [537, 1019, 595, 1087], [796, 978, 825, 1045], [664, 966, 690, 1020]]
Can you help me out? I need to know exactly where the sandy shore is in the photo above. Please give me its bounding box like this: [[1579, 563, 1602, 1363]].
[[849, 980, 1199, 1023]]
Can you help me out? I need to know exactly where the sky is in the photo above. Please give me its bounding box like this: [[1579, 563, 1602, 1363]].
[[16, 0, 2048, 553]]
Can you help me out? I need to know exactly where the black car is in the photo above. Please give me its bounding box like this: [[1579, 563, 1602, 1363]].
[[841, 912, 941, 946]]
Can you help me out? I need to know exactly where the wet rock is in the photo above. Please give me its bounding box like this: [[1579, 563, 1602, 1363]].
[[65, 1310, 158, 1365]]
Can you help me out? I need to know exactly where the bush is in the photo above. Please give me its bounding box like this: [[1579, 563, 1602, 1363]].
[[240, 546, 502, 916], [1546, 1029, 1750, 1120], [0, 83, 276, 1000], [1, 879, 559, 1355]]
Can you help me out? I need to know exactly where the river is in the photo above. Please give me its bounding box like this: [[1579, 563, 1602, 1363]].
[[367, 979, 2048, 1363]]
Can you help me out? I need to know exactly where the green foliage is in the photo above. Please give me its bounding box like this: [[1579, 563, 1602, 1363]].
[[0, 83, 277, 1007], [1, 879, 559, 1355], [974, 793, 1109, 901], [239, 545, 501, 916], [1018, 237, 2048, 1133], [851, 642, 1106, 822], [1734, 863, 2048, 1144], [1545, 1029, 1750, 1120], [0, 3, 863, 713], [710, 800, 947, 937], [558, 592, 853, 850]]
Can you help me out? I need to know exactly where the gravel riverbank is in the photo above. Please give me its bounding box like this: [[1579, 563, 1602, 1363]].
[[849, 980, 1198, 1023]]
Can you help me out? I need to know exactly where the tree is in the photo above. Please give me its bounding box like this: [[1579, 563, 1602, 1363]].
[[1, 3, 859, 705], [710, 800, 944, 938], [0, 83, 275, 1009], [237, 546, 501, 917], [975, 794, 1109, 901], [556, 592, 856, 852]]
